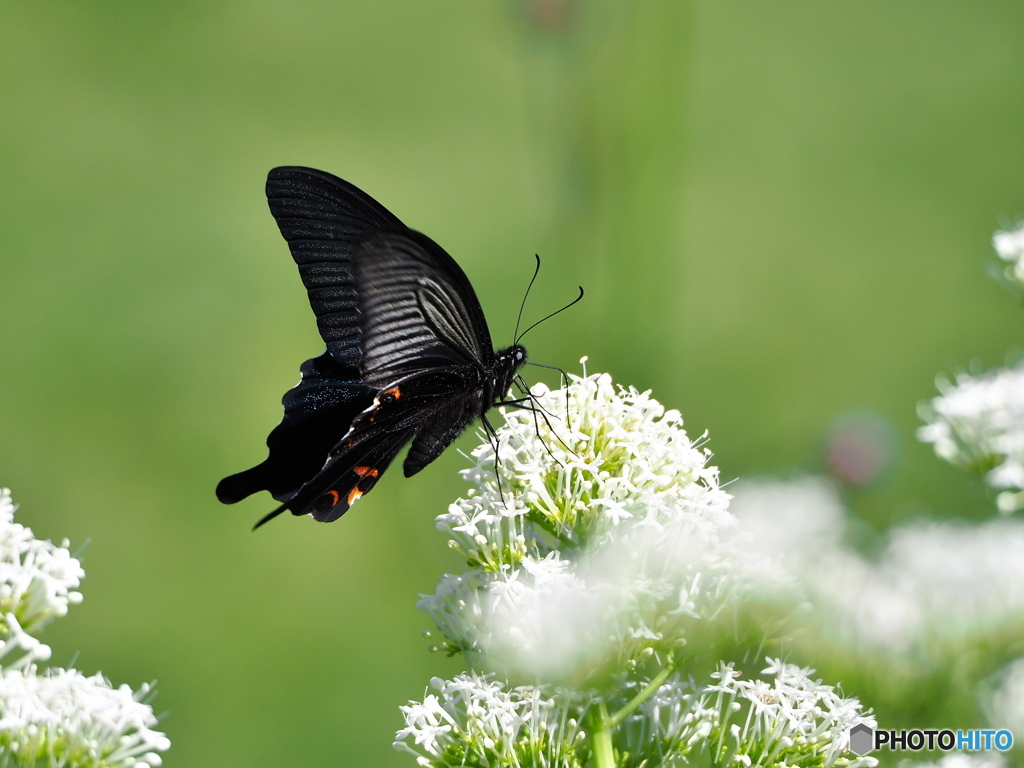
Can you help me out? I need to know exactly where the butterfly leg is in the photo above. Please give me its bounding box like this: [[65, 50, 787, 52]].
[[509, 378, 578, 459], [499, 391, 569, 467], [511, 380, 555, 418], [525, 361, 573, 424], [480, 414, 507, 507]]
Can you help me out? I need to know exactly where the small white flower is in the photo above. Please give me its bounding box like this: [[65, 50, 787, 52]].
[[0, 613, 52, 671], [993, 221, 1024, 287], [918, 362, 1024, 512]]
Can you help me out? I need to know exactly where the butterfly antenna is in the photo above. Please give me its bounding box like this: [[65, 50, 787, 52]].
[[515, 286, 584, 345], [253, 503, 288, 531], [513, 254, 542, 345]]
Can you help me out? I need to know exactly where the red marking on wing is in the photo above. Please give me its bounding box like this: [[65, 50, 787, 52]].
[[326, 489, 341, 506], [346, 487, 363, 505], [354, 466, 380, 478]]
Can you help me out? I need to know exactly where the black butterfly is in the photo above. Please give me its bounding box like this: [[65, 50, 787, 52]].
[[217, 166, 537, 526]]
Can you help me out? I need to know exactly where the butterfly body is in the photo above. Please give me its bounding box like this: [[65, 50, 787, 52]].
[[217, 167, 527, 524]]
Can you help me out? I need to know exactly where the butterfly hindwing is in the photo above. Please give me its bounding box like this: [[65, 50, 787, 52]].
[[216, 352, 373, 505], [291, 367, 476, 519], [282, 426, 416, 523]]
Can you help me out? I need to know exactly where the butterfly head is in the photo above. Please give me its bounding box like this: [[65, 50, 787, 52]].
[[499, 344, 527, 370], [488, 344, 527, 403]]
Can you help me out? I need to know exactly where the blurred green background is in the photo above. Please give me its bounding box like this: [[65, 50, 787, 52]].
[[2, 1, 1023, 765]]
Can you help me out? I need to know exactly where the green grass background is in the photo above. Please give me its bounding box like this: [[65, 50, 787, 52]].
[[1, 2, 1022, 765]]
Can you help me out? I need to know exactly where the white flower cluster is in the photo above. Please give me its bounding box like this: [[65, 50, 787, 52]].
[[984, 656, 1024, 742], [0, 668, 170, 767], [398, 368, 872, 767], [0, 489, 83, 668], [678, 659, 875, 768], [394, 673, 584, 767], [731, 477, 1024, 654], [396, 660, 876, 768], [419, 368, 779, 679], [993, 221, 1024, 288], [0, 489, 169, 767], [918, 361, 1024, 513]]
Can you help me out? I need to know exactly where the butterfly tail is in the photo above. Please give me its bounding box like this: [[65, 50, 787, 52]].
[[279, 427, 416, 524]]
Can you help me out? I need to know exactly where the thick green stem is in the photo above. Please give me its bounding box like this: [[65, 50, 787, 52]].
[[590, 701, 616, 768], [606, 662, 675, 728], [590, 663, 676, 767]]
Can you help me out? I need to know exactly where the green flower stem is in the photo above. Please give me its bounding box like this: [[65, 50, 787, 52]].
[[607, 662, 676, 728], [590, 663, 677, 767], [590, 701, 616, 768]]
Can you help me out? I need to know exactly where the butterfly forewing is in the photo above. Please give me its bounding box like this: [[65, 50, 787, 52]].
[[353, 231, 492, 389], [266, 167, 405, 365]]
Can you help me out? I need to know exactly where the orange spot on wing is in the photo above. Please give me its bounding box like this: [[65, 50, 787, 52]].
[[346, 487, 363, 505], [354, 466, 380, 478], [384, 386, 402, 400], [326, 490, 341, 506]]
